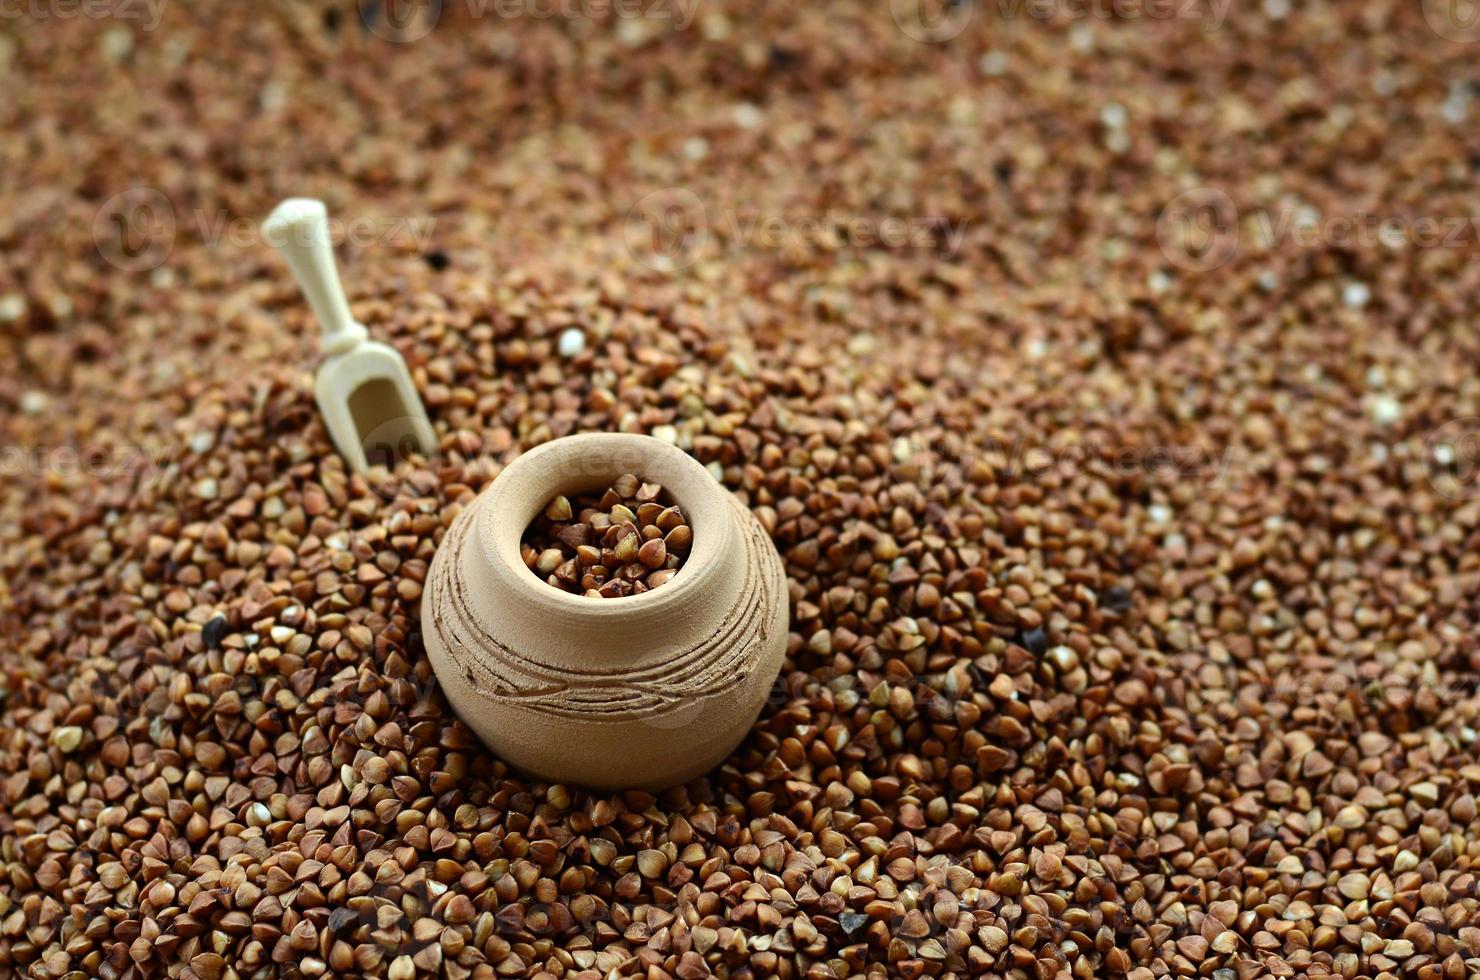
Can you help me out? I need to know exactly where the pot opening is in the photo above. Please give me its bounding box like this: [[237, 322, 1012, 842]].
[[519, 471, 694, 600]]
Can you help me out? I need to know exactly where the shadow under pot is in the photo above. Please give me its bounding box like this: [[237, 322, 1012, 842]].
[[422, 432, 789, 791]]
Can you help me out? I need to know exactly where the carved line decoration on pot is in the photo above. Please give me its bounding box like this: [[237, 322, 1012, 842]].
[[423, 432, 789, 791]]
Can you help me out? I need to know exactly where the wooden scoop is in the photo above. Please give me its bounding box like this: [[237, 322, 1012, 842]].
[[264, 198, 435, 474]]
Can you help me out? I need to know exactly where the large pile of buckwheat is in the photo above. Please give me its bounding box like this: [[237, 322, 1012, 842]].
[[2, 2, 1479, 978]]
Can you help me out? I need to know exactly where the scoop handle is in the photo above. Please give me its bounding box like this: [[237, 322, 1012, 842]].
[[264, 198, 368, 356]]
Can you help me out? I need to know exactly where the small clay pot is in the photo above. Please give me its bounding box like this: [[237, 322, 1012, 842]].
[[422, 433, 788, 791]]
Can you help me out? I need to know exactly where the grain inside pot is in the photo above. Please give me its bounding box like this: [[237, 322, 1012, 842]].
[[521, 475, 690, 598], [3, 5, 1480, 980]]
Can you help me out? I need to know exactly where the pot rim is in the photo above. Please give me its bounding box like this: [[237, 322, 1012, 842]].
[[475, 432, 736, 622]]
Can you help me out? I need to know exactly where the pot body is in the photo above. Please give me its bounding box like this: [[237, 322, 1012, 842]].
[[422, 433, 788, 791]]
